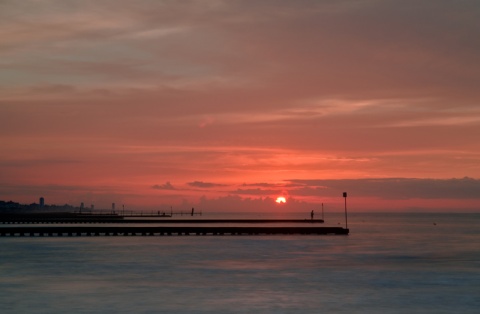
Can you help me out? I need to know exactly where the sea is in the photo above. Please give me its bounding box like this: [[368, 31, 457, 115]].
[[0, 212, 479, 314]]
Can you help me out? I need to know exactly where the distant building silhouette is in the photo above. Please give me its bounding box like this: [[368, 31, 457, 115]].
[[39, 197, 44, 207]]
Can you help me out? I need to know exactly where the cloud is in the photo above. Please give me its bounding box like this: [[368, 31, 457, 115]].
[[232, 188, 282, 196], [241, 182, 311, 188], [241, 182, 281, 187], [288, 177, 480, 200], [187, 181, 226, 188], [152, 182, 176, 190], [2, 0, 479, 99]]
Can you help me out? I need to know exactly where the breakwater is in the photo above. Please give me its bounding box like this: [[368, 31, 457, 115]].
[[0, 226, 348, 236], [0, 213, 348, 236]]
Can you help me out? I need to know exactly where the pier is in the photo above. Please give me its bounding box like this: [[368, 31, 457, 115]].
[[0, 226, 348, 236], [0, 212, 348, 236]]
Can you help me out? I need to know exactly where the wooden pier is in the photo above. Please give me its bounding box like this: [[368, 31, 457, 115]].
[[0, 212, 348, 236], [0, 226, 348, 236]]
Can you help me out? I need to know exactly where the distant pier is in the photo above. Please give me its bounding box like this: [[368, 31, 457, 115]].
[[0, 218, 326, 224], [0, 213, 325, 224]]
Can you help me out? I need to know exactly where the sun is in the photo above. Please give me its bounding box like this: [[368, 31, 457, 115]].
[[275, 196, 287, 204]]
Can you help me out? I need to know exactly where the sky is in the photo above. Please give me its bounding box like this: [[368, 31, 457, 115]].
[[1, 0, 479, 213]]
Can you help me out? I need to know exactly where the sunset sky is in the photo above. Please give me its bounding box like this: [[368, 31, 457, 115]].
[[1, 0, 479, 212]]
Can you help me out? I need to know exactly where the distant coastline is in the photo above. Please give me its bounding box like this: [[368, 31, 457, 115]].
[[0, 199, 79, 213]]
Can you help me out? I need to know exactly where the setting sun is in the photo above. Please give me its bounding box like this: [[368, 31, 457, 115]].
[[275, 196, 286, 204]]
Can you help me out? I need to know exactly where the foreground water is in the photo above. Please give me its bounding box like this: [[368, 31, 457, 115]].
[[1, 212, 479, 313]]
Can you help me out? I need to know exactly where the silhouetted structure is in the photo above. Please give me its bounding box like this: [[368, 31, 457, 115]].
[[0, 226, 348, 237], [343, 192, 348, 229]]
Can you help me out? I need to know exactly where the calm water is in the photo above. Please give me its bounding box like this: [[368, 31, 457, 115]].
[[1, 212, 479, 313]]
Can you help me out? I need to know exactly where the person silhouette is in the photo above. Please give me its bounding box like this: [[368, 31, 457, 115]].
[[310, 210, 314, 220]]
